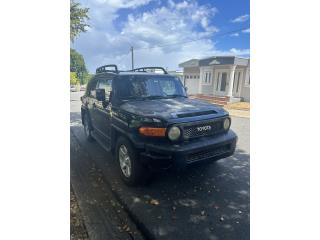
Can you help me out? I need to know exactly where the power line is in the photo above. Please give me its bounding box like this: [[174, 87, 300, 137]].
[[130, 46, 134, 70], [133, 26, 249, 51]]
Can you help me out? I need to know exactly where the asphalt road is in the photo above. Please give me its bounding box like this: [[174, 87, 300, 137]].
[[70, 91, 250, 240]]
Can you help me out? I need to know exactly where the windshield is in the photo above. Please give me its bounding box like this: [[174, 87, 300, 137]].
[[116, 75, 187, 100]]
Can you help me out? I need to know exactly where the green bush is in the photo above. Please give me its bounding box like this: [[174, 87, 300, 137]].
[[70, 72, 80, 85]]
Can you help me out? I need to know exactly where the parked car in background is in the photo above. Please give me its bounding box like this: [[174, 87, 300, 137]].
[[70, 85, 76, 92], [80, 85, 86, 91]]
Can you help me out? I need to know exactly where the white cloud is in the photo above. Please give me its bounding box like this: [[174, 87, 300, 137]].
[[98, 0, 153, 9], [231, 14, 249, 23], [73, 1, 249, 72], [168, 0, 175, 8], [242, 28, 250, 33], [230, 33, 239, 37], [229, 48, 250, 55]]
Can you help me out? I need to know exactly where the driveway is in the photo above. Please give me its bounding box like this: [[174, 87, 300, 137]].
[[70, 91, 250, 240]]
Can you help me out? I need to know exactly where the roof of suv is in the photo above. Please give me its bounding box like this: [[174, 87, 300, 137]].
[[96, 71, 173, 77]]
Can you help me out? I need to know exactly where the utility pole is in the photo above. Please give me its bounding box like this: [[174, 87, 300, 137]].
[[130, 46, 134, 70]]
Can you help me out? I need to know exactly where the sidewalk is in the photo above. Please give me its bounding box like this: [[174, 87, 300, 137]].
[[191, 96, 250, 118], [224, 102, 250, 118], [224, 108, 250, 118], [70, 130, 144, 240], [71, 185, 89, 240]]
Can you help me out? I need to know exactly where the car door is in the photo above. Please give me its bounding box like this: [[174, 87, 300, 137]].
[[93, 76, 113, 144]]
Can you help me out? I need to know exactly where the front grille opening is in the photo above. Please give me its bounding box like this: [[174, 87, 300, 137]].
[[177, 110, 217, 118], [183, 120, 224, 139], [186, 144, 231, 164]]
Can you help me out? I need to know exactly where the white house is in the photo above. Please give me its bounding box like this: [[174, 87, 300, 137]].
[[167, 70, 184, 82], [179, 56, 250, 102]]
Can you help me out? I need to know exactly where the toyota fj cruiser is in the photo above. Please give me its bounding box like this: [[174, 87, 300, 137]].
[[81, 65, 237, 185]]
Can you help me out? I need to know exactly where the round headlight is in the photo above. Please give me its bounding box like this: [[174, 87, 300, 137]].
[[168, 126, 181, 141], [223, 118, 231, 130]]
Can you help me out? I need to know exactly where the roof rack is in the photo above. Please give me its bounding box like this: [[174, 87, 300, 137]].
[[131, 67, 168, 74], [96, 64, 119, 74], [95, 65, 169, 75]]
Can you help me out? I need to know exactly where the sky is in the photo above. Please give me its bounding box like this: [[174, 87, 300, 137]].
[[72, 0, 250, 73]]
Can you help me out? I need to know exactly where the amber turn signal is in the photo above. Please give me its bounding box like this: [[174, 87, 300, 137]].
[[139, 127, 166, 137]]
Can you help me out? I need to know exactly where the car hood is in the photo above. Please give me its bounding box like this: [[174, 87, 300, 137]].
[[119, 97, 227, 120]]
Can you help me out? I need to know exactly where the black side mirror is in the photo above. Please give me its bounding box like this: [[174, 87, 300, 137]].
[[96, 88, 106, 101]]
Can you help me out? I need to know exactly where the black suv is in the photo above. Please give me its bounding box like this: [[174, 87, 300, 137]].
[[81, 65, 237, 185]]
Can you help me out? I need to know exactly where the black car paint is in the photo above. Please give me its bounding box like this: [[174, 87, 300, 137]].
[[81, 72, 237, 169], [119, 97, 228, 121]]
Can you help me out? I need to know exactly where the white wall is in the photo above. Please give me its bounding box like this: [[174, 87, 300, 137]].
[[185, 78, 200, 94], [183, 67, 200, 95], [200, 66, 214, 95]]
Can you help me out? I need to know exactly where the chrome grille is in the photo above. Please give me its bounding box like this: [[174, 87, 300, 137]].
[[182, 119, 224, 139]]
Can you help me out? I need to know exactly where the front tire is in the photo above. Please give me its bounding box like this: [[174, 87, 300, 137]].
[[116, 137, 149, 186]]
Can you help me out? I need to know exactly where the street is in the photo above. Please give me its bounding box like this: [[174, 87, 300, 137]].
[[70, 91, 250, 240]]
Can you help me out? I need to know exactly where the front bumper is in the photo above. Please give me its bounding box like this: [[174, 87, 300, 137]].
[[140, 130, 237, 169]]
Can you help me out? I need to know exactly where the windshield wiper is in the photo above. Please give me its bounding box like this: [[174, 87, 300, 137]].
[[121, 95, 185, 101], [121, 95, 165, 101], [142, 95, 166, 99], [165, 94, 187, 98], [121, 96, 145, 101]]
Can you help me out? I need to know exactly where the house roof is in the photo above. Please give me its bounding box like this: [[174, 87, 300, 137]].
[[179, 56, 249, 68]]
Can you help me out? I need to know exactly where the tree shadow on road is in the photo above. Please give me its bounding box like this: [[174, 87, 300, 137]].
[[70, 112, 250, 240]]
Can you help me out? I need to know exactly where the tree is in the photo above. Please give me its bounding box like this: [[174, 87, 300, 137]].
[[70, 48, 88, 85], [70, 1, 90, 85], [70, 72, 80, 85], [70, 0, 89, 42], [82, 73, 93, 85]]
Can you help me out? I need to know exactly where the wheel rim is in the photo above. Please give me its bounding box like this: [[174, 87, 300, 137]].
[[119, 145, 132, 178]]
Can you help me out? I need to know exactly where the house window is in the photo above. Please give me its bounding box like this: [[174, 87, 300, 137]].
[[220, 72, 227, 91], [186, 75, 189, 79], [203, 72, 212, 85]]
